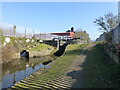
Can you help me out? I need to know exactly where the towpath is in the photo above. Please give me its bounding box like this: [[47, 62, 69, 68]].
[[11, 43, 96, 89], [58, 43, 96, 88]]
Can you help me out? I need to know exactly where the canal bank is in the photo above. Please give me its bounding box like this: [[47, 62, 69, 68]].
[[10, 43, 88, 89], [1, 39, 56, 89], [2, 43, 55, 64], [11, 43, 120, 89], [1, 36, 55, 64], [1, 55, 56, 89]]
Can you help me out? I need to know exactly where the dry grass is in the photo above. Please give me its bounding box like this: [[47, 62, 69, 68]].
[[2, 45, 18, 63]]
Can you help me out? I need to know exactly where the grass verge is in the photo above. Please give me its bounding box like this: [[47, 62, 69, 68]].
[[34, 43, 88, 81], [80, 43, 120, 88], [29, 43, 53, 51]]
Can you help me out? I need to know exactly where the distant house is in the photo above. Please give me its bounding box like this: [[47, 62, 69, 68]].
[[50, 32, 75, 40], [50, 27, 75, 40], [34, 27, 75, 40]]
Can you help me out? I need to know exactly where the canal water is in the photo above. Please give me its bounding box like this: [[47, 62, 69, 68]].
[[0, 56, 53, 89]]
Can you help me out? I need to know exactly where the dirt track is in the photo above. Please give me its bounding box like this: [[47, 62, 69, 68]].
[[61, 43, 96, 88]]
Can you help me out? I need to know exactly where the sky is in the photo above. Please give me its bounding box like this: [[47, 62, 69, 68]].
[[1, 2, 118, 40]]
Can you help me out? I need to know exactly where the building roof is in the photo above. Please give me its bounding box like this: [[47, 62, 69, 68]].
[[50, 32, 75, 38]]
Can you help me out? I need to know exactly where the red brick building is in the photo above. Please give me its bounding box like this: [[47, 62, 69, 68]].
[[50, 27, 75, 39]]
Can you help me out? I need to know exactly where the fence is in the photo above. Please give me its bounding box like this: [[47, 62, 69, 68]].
[[0, 23, 36, 38]]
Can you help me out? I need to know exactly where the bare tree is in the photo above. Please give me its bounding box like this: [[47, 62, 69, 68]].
[[94, 13, 118, 43], [93, 13, 118, 33]]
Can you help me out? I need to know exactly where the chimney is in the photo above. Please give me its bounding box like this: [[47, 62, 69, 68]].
[[71, 27, 74, 32]]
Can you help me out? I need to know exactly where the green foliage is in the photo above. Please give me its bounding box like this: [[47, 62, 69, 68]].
[[74, 31, 91, 43], [0, 30, 3, 43], [32, 36, 35, 39], [29, 43, 53, 51], [10, 37, 26, 43], [0, 30, 3, 34], [4, 37, 38, 52], [1, 36, 5, 44], [80, 43, 120, 88]]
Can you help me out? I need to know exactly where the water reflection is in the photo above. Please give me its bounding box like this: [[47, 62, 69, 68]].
[[2, 73, 14, 89], [1, 55, 53, 89], [0, 82, 2, 90]]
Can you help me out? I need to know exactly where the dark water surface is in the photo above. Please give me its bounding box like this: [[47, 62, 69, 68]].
[[0, 56, 53, 89]]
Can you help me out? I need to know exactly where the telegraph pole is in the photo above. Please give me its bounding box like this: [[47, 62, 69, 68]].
[[32, 29, 34, 38], [25, 28, 26, 38], [33, 29, 34, 36], [40, 32, 41, 39], [13, 25, 16, 37]]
